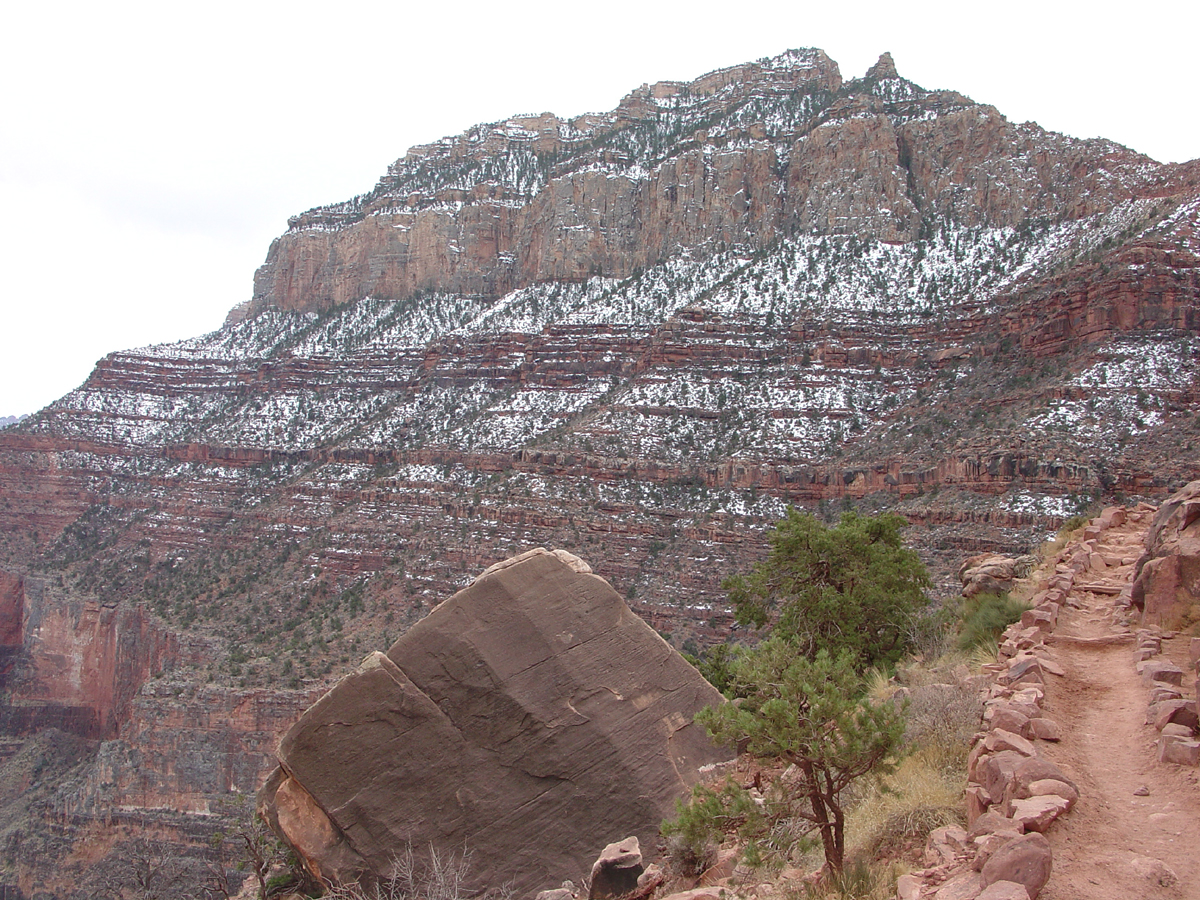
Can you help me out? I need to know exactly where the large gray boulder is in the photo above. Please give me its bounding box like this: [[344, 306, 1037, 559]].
[[259, 549, 730, 893]]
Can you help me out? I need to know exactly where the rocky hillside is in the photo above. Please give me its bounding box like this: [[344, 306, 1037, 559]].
[[0, 47, 1198, 897]]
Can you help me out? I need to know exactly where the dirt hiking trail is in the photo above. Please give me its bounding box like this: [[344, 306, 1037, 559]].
[[1038, 511, 1200, 900]]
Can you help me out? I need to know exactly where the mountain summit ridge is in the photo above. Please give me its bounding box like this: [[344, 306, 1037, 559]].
[[864, 51, 900, 80], [242, 46, 1177, 321]]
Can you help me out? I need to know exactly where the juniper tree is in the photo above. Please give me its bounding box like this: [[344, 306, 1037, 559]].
[[723, 509, 929, 672], [671, 510, 922, 875], [694, 639, 904, 874]]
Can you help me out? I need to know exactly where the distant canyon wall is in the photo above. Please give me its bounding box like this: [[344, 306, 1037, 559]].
[[0, 571, 179, 739]]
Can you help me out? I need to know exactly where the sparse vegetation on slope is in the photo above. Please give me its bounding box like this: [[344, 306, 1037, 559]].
[[954, 591, 1031, 651]]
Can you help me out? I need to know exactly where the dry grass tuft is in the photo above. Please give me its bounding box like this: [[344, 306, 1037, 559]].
[[801, 857, 899, 900], [902, 683, 982, 765], [865, 668, 896, 704], [967, 639, 1000, 670], [862, 805, 961, 860], [841, 678, 978, 872], [844, 750, 965, 858]]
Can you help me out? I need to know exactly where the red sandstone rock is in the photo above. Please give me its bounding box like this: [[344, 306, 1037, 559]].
[[1128, 856, 1179, 888], [1158, 738, 1200, 766], [1019, 609, 1054, 634], [1009, 795, 1070, 832], [0, 572, 182, 739], [1032, 656, 1063, 677], [977, 882, 1031, 900], [972, 832, 1023, 872], [978, 751, 1027, 807], [589, 837, 644, 900], [656, 890, 723, 900], [980, 833, 1052, 899], [968, 811, 1023, 839], [960, 555, 1035, 598], [1008, 757, 1077, 803], [984, 728, 1037, 757], [989, 706, 1033, 738], [925, 824, 970, 866], [261, 550, 728, 893], [1149, 685, 1183, 703], [0, 570, 23, 651], [1027, 718, 1061, 742], [1025, 779, 1077, 808], [932, 871, 983, 900], [966, 784, 991, 825], [1150, 699, 1198, 730], [697, 848, 737, 886], [1132, 480, 1200, 625], [896, 872, 923, 900], [1142, 661, 1185, 687], [1002, 658, 1045, 687]]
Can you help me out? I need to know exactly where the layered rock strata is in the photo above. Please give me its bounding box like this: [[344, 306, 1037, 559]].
[[0, 571, 182, 739], [244, 50, 1184, 318]]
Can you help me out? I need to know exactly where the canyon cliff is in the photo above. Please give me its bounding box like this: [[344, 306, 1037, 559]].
[[0, 47, 1197, 897]]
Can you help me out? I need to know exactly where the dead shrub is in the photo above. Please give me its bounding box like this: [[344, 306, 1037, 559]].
[[861, 804, 959, 860], [321, 845, 512, 900], [901, 683, 982, 770]]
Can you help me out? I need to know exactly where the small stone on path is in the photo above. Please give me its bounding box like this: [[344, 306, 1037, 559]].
[[976, 882, 1032, 900], [1129, 855, 1178, 888]]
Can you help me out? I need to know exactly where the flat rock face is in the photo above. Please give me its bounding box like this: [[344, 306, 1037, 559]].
[[260, 549, 730, 893]]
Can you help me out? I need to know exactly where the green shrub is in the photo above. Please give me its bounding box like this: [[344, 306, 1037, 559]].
[[661, 779, 760, 875], [1058, 513, 1090, 535], [692, 640, 904, 874], [956, 592, 1029, 651], [684, 643, 741, 695]]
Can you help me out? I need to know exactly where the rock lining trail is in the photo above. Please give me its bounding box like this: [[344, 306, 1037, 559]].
[[1037, 511, 1200, 900]]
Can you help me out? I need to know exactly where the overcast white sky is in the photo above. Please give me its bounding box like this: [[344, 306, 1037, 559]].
[[1, 0, 1196, 417]]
